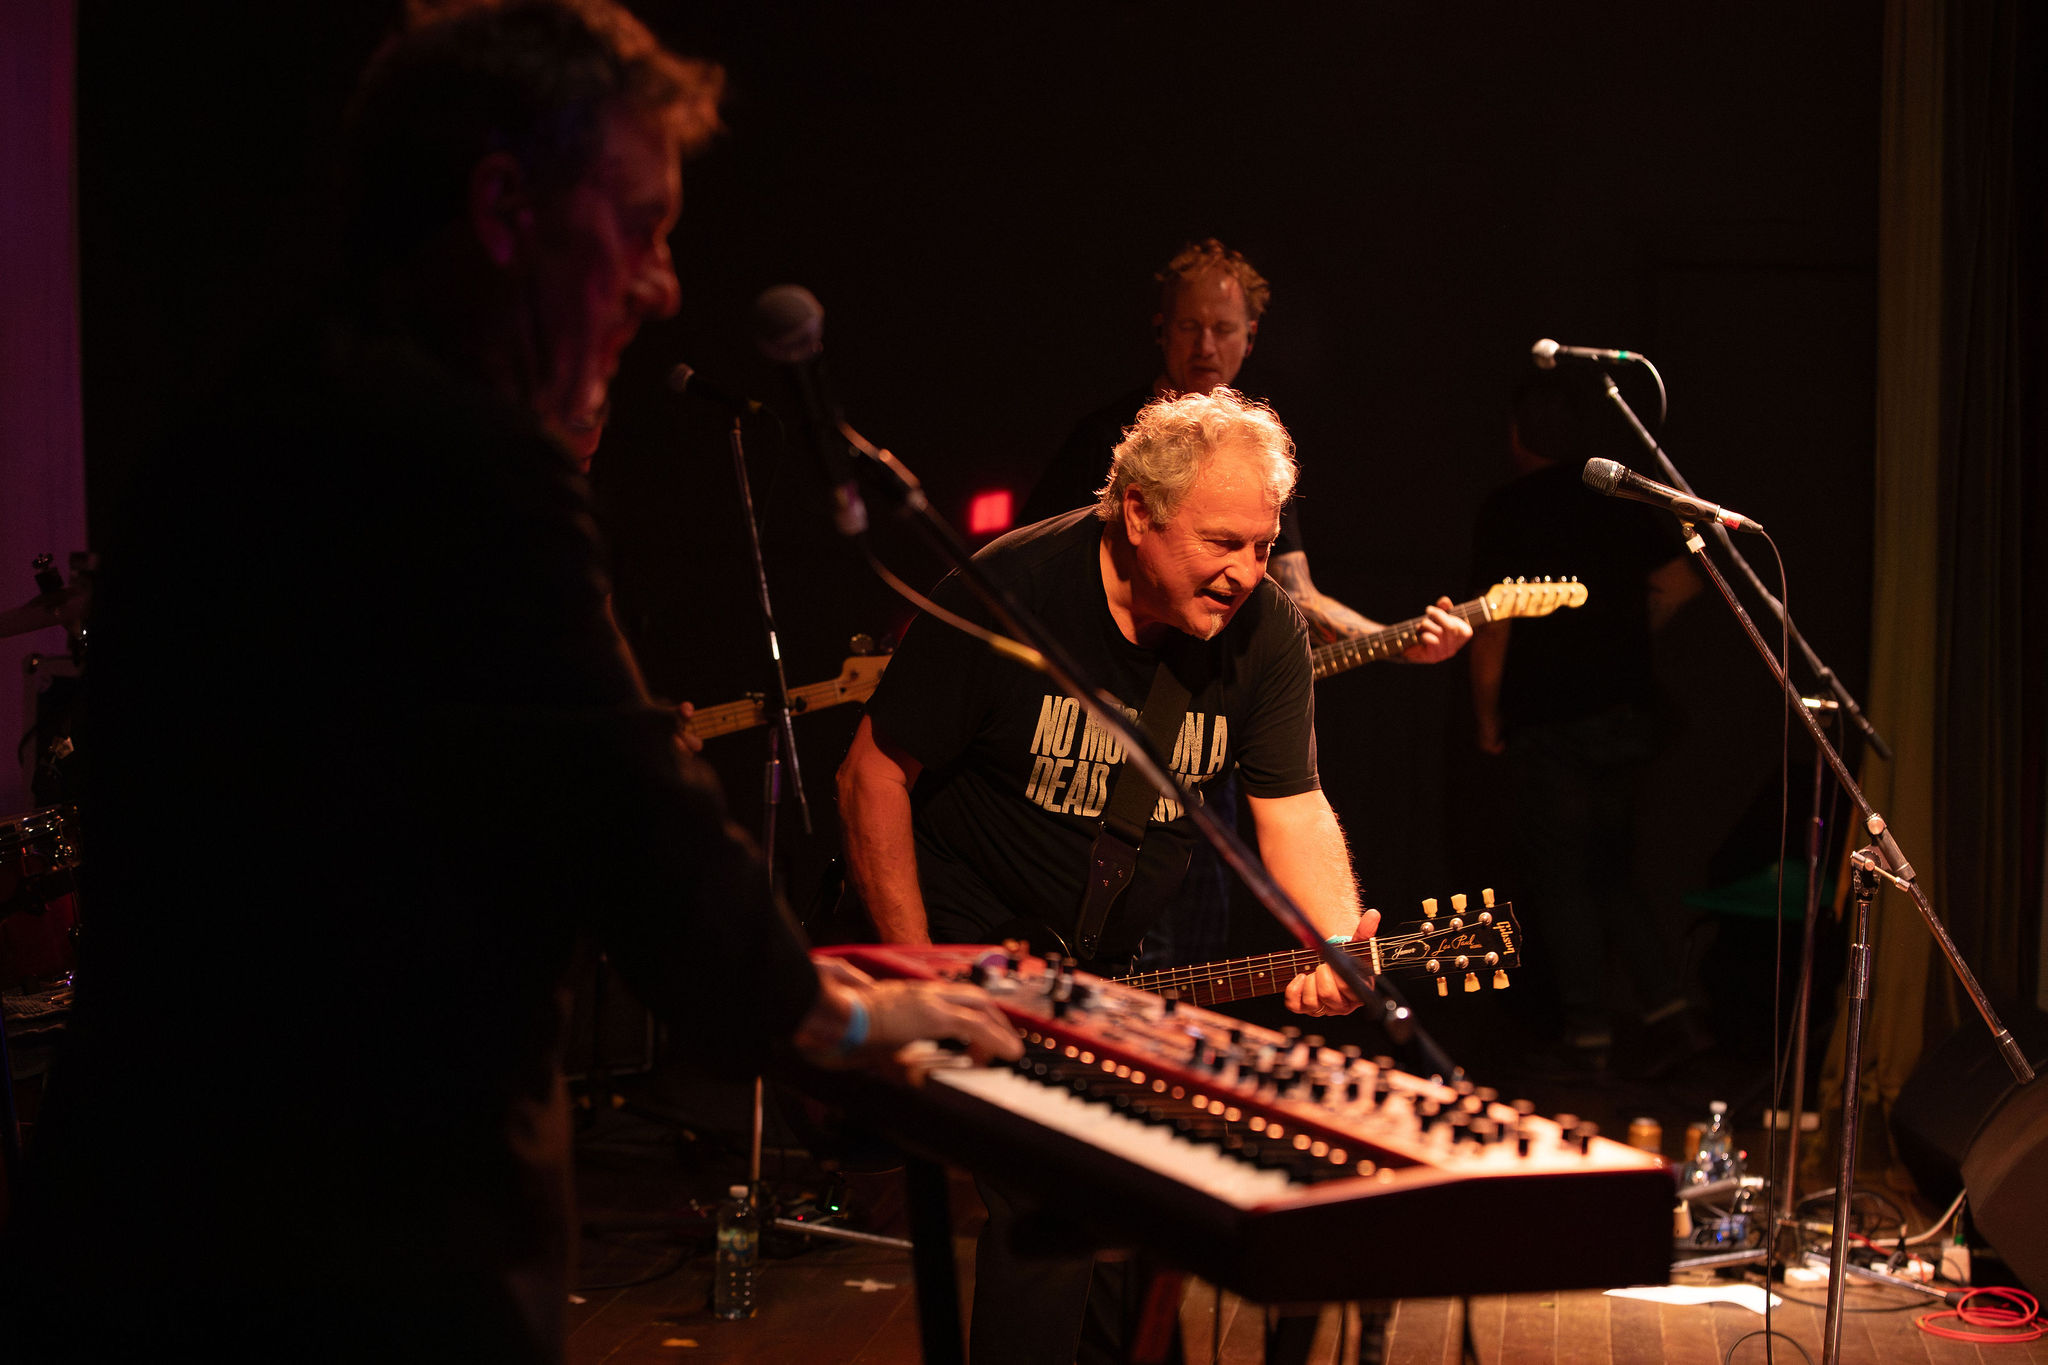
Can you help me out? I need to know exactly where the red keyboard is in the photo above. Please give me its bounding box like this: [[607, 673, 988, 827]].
[[814, 943, 1674, 1302]]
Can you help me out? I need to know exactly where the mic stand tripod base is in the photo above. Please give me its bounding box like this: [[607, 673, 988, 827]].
[[1671, 1248, 1772, 1274], [770, 1216, 912, 1252]]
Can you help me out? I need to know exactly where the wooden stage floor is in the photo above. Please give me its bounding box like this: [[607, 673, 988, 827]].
[[559, 967, 2020, 1364], [566, 1151, 2021, 1365], [569, 1213, 2035, 1364]]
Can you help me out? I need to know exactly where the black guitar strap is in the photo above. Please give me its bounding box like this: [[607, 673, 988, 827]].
[[1072, 654, 1194, 961]]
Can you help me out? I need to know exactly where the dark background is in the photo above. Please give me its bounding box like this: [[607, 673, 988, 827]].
[[77, 3, 1880, 1023]]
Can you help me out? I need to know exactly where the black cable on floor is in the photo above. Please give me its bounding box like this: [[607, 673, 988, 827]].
[[1725, 1328, 1813, 1364]]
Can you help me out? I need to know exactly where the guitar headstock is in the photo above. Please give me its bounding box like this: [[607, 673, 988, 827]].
[[833, 651, 894, 704], [1484, 578, 1588, 621], [1373, 889, 1521, 996]]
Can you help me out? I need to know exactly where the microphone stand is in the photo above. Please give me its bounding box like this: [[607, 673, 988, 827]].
[[721, 410, 826, 1220], [1592, 369, 1893, 763], [1777, 696, 1839, 1250], [837, 422, 1453, 1081], [1665, 512, 2032, 1365]]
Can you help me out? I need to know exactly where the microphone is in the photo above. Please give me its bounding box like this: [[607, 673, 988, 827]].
[[1582, 458, 1765, 534], [748, 284, 867, 537], [667, 363, 765, 416], [1532, 338, 1642, 369]]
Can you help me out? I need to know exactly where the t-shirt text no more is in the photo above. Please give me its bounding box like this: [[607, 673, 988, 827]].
[[1021, 693, 1228, 823]]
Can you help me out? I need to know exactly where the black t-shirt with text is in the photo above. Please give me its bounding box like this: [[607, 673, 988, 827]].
[[865, 510, 1319, 959]]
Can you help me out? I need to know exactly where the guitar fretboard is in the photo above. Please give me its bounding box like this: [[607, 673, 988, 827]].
[[1115, 932, 1475, 1008], [1309, 599, 1494, 679], [686, 677, 844, 740]]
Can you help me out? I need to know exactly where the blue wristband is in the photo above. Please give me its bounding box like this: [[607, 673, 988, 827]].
[[1325, 934, 1354, 946], [837, 999, 870, 1055]]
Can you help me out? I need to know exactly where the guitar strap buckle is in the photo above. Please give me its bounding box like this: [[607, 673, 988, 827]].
[[1070, 653, 1193, 963], [1075, 831, 1141, 960]]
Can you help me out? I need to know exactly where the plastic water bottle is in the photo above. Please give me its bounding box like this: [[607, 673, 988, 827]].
[[713, 1183, 758, 1319], [1684, 1100, 1738, 1186]]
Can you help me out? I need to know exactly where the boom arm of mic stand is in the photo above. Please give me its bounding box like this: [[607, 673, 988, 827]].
[[840, 424, 1454, 1078], [1674, 518, 2033, 1085], [1594, 373, 1893, 762]]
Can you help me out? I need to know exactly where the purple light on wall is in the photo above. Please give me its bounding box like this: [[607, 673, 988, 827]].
[[1, 0, 87, 813]]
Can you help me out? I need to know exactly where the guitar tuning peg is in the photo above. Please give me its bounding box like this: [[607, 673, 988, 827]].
[[1450, 893, 1468, 912], [1481, 887, 1496, 909], [1421, 897, 1438, 915], [1436, 977, 1449, 997], [1493, 970, 1511, 990]]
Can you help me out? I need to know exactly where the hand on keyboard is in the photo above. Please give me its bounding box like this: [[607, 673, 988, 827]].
[[810, 955, 1023, 1077]]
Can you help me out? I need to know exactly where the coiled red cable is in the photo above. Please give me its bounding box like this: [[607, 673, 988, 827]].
[[1915, 1288, 2046, 1343]]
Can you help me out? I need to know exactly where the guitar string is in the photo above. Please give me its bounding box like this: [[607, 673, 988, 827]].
[[1309, 586, 1580, 675], [1121, 929, 1459, 1002], [1121, 917, 1517, 1004]]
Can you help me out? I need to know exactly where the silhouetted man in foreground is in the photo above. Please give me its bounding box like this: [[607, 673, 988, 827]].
[[0, 5, 1014, 1360]]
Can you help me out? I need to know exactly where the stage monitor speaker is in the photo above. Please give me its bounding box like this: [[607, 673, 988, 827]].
[[1961, 1075, 2048, 1298], [1889, 998, 2048, 1208]]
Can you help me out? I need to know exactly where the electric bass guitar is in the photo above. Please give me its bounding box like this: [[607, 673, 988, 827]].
[[686, 579, 1583, 741], [990, 890, 1522, 1007], [682, 651, 892, 743], [1312, 579, 1586, 679]]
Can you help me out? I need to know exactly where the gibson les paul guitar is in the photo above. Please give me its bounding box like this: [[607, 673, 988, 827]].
[[991, 890, 1521, 1006], [1313, 579, 1586, 679], [1114, 889, 1521, 1006]]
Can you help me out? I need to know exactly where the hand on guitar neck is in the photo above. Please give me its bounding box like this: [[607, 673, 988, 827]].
[[1311, 579, 1587, 682], [1116, 891, 1522, 1010], [675, 701, 703, 753], [1267, 554, 1472, 664], [999, 891, 1523, 1013]]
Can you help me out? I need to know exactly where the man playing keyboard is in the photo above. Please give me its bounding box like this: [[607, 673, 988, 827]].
[[838, 386, 1378, 1363]]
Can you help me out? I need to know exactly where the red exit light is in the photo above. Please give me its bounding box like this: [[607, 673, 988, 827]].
[[968, 489, 1013, 536]]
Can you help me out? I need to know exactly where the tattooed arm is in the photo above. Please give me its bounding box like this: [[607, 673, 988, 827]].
[[1267, 551, 1384, 641]]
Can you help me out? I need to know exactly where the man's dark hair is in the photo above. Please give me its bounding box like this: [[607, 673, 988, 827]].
[[341, 0, 720, 280], [1509, 368, 1592, 465]]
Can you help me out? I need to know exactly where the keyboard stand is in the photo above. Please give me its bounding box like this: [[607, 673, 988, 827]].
[[904, 1155, 965, 1365]]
